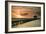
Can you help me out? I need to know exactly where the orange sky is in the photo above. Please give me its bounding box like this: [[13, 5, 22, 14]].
[[12, 6, 38, 18]]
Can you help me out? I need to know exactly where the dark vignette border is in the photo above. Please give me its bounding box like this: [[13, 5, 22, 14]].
[[5, 1, 45, 33]]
